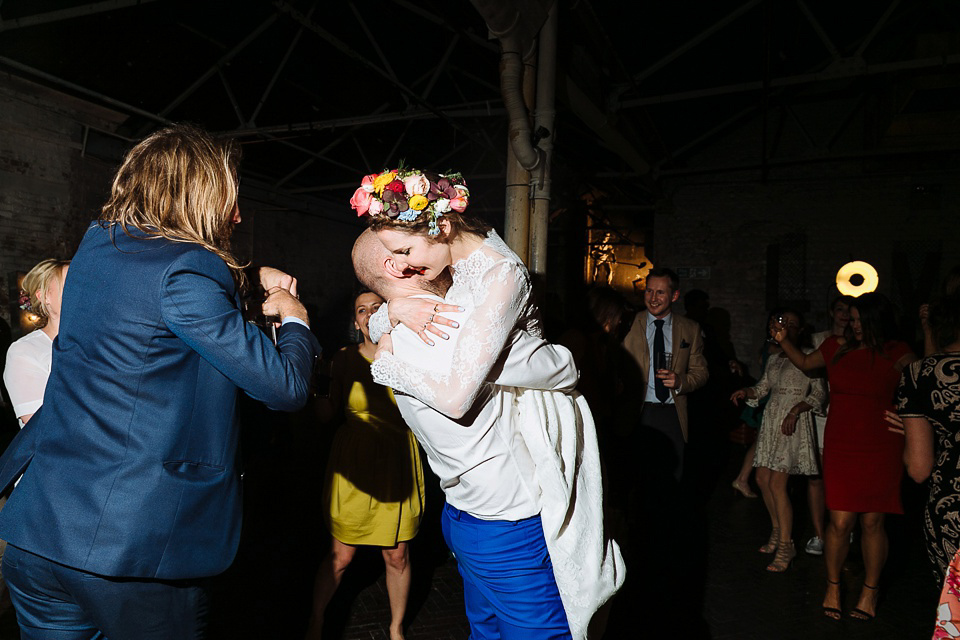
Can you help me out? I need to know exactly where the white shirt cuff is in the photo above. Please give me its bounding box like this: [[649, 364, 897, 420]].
[[281, 317, 309, 329]]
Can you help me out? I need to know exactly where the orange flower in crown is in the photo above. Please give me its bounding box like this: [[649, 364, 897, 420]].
[[349, 166, 469, 235]]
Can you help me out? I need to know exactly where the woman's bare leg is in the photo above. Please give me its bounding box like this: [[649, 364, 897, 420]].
[[852, 512, 887, 619], [823, 510, 856, 618], [382, 542, 411, 640], [735, 441, 757, 486], [304, 539, 357, 640], [755, 467, 779, 551]]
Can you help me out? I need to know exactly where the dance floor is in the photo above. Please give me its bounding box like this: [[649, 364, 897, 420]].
[[0, 427, 938, 639]]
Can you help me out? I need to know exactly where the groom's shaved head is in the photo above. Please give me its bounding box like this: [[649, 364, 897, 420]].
[[352, 229, 391, 298], [352, 229, 453, 300]]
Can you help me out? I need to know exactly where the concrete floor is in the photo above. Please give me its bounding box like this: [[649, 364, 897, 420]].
[[0, 429, 940, 639]]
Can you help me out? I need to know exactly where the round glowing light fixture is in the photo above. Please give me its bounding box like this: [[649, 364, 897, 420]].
[[836, 261, 879, 297]]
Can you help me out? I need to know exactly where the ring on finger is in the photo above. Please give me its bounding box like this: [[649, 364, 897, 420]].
[[428, 314, 435, 323], [433, 304, 439, 313]]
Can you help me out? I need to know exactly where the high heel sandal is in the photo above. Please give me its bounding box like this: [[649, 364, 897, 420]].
[[823, 579, 842, 620], [759, 528, 780, 553], [731, 479, 758, 498], [849, 583, 878, 621], [766, 540, 795, 572]]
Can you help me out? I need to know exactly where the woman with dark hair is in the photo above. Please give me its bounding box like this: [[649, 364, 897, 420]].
[[896, 293, 960, 584], [773, 292, 916, 620], [731, 309, 825, 572], [304, 289, 424, 640]]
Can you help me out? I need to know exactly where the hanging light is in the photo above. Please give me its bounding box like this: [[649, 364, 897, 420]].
[[836, 261, 879, 297]]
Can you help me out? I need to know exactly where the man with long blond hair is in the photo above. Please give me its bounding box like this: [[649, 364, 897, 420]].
[[0, 124, 320, 639]]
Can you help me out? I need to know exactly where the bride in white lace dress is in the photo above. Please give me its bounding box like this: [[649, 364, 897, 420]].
[[348, 168, 623, 640], [350, 169, 541, 419]]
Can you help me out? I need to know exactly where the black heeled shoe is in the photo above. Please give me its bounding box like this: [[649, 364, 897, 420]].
[[849, 583, 878, 621], [823, 579, 842, 620]]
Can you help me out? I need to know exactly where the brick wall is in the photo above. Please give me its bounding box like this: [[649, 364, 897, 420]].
[[0, 73, 121, 334], [0, 74, 363, 354]]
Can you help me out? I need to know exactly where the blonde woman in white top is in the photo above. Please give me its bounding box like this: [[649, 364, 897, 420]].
[[4, 259, 70, 427]]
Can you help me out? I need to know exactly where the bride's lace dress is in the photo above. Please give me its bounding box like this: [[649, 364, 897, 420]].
[[370, 230, 541, 418]]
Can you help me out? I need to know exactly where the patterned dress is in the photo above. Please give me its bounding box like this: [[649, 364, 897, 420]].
[[897, 352, 960, 584], [748, 351, 826, 474]]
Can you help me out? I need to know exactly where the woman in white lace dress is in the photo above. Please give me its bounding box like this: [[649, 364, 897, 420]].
[[731, 309, 826, 572], [348, 168, 575, 639], [349, 168, 541, 419]]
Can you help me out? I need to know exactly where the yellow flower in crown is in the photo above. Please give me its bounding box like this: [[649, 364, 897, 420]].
[[372, 171, 397, 196], [408, 194, 429, 211]]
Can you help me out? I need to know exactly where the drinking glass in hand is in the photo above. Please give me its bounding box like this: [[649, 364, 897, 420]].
[[767, 314, 785, 344], [657, 351, 674, 372]]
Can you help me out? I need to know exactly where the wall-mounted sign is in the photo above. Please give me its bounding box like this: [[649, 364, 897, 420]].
[[676, 267, 711, 280]]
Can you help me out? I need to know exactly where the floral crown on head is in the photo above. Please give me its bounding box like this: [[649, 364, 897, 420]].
[[18, 290, 32, 312], [349, 167, 469, 235]]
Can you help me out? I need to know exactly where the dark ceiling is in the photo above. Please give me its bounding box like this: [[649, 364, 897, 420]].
[[1, 0, 958, 223]]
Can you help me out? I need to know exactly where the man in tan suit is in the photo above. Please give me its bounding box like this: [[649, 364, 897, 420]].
[[623, 267, 708, 479]]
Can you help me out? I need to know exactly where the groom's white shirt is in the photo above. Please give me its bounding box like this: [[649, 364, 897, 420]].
[[388, 295, 578, 520]]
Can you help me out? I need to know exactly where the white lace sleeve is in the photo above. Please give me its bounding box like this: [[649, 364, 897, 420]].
[[745, 356, 773, 407], [371, 256, 531, 419], [368, 302, 392, 345]]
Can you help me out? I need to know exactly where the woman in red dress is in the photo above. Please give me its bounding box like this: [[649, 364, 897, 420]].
[[774, 292, 916, 621]]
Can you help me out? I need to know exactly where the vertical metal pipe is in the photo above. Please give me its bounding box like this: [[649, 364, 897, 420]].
[[528, 2, 557, 275], [503, 49, 537, 264]]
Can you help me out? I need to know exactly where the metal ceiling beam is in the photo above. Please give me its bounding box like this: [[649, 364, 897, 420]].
[[796, 0, 840, 60], [620, 53, 960, 108], [785, 105, 817, 149], [222, 105, 506, 137], [271, 69, 437, 188], [273, 0, 495, 156], [0, 55, 171, 124], [855, 0, 901, 58], [825, 94, 868, 150], [381, 34, 462, 167], [349, 2, 410, 108], [631, 0, 763, 85], [390, 0, 499, 54], [0, 0, 159, 33], [659, 142, 960, 178], [249, 3, 316, 126], [657, 105, 756, 166], [158, 13, 278, 118], [218, 70, 246, 127]]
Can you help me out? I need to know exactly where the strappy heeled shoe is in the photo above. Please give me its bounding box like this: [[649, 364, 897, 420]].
[[731, 479, 758, 498], [849, 583, 879, 621], [823, 579, 842, 620], [759, 528, 780, 553], [766, 540, 796, 572]]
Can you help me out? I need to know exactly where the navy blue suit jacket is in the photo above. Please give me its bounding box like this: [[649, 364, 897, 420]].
[[0, 223, 320, 579]]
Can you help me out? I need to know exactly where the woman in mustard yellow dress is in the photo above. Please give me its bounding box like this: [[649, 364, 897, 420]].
[[305, 290, 425, 640]]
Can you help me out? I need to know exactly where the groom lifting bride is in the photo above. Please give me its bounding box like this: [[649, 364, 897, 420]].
[[349, 166, 624, 640]]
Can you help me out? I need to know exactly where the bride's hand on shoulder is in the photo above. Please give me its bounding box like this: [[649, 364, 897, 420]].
[[388, 297, 462, 345]]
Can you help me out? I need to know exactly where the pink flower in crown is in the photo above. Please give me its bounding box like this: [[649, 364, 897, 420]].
[[403, 174, 429, 197], [449, 195, 468, 212], [360, 173, 377, 193], [368, 198, 384, 216], [350, 187, 373, 216]]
